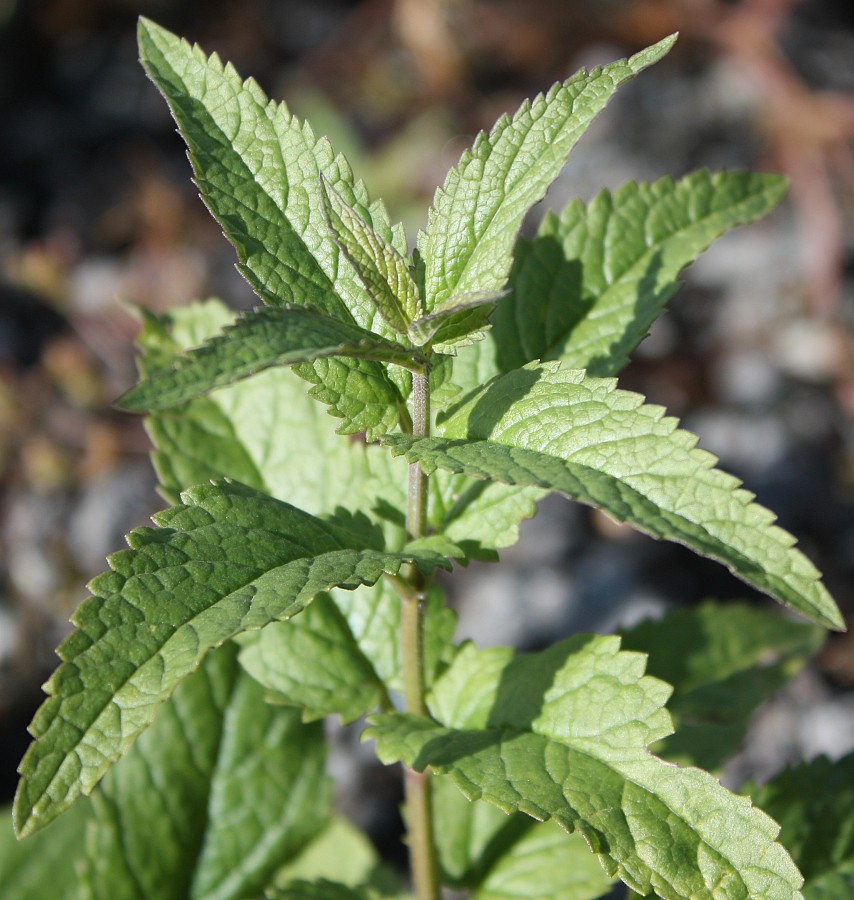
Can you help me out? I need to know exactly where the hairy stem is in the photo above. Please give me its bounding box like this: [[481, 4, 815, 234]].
[[402, 366, 440, 900]]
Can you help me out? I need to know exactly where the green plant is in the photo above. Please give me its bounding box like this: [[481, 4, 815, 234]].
[[4, 16, 852, 900]]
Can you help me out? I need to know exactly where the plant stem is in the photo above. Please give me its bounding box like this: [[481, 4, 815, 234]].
[[402, 366, 440, 900], [406, 368, 430, 540]]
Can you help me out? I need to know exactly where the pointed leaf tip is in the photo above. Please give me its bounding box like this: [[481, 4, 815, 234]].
[[386, 365, 843, 631], [136, 17, 408, 435], [496, 169, 790, 377], [419, 35, 677, 313]]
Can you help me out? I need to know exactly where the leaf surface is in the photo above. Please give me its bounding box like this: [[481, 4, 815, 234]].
[[137, 300, 408, 520], [383, 364, 842, 629], [432, 778, 614, 899], [270, 815, 402, 896], [81, 643, 329, 900], [494, 170, 788, 376], [434, 477, 542, 555], [239, 579, 457, 716], [367, 636, 805, 899], [296, 357, 408, 439], [137, 18, 406, 435], [409, 291, 505, 350], [621, 602, 823, 769], [137, 300, 457, 706], [14, 481, 447, 838], [236, 593, 388, 722], [750, 753, 854, 899], [0, 799, 89, 899], [433, 776, 526, 886], [474, 821, 616, 900], [141, 299, 538, 558], [119, 305, 420, 412], [319, 176, 421, 334], [418, 36, 675, 313]]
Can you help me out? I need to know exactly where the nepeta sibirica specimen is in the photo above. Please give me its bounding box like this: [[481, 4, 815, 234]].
[[9, 17, 846, 900]]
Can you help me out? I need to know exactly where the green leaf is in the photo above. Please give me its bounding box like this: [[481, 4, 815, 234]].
[[494, 170, 788, 376], [137, 300, 454, 703], [189, 666, 329, 900], [474, 821, 616, 900], [264, 818, 407, 899], [418, 36, 676, 313], [270, 815, 401, 894], [621, 601, 824, 770], [367, 636, 805, 900], [119, 305, 421, 413], [334, 580, 456, 695], [383, 363, 843, 629], [137, 18, 406, 436], [298, 357, 409, 438], [236, 593, 388, 723], [265, 881, 380, 900], [750, 753, 854, 899], [408, 290, 505, 350], [137, 300, 409, 521], [435, 479, 542, 556], [236, 577, 456, 722], [319, 175, 421, 334], [432, 777, 614, 899], [433, 776, 528, 886], [134, 300, 272, 500], [0, 799, 90, 899], [81, 643, 330, 900], [14, 480, 449, 838], [141, 299, 535, 559]]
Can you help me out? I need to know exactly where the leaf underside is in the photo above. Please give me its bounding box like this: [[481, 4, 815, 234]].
[[236, 593, 387, 724], [0, 800, 90, 900], [319, 175, 421, 334], [621, 601, 824, 770], [13, 480, 447, 838], [474, 821, 618, 900], [432, 776, 615, 899], [269, 814, 406, 897], [367, 635, 805, 900], [81, 644, 330, 900], [383, 364, 842, 630], [751, 752, 854, 899]]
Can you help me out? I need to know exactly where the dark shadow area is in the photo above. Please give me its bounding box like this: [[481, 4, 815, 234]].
[[488, 634, 601, 730], [439, 363, 543, 437], [494, 230, 678, 378]]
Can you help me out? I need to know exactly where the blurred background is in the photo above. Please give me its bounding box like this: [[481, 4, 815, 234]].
[[2, 0, 854, 861]]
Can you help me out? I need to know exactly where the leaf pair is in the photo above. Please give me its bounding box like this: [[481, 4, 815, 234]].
[[10, 17, 849, 900], [125, 21, 678, 434], [6, 605, 845, 898], [135, 19, 416, 436]]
